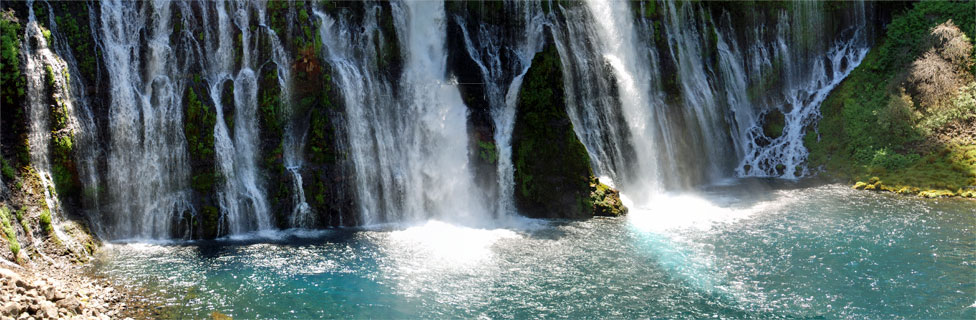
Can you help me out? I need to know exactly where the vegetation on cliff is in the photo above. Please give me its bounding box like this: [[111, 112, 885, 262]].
[[513, 34, 627, 219], [808, 1, 976, 198]]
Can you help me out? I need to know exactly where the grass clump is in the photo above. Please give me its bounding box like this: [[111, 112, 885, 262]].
[[39, 208, 53, 235], [0, 206, 20, 258]]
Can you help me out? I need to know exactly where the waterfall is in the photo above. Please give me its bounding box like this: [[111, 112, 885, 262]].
[[318, 1, 491, 225], [98, 0, 192, 239], [396, 0, 491, 223], [315, 6, 396, 224], [23, 0, 60, 232], [584, 0, 666, 198], [8, 0, 878, 239], [452, 1, 547, 218], [548, 0, 873, 205], [43, 1, 104, 229], [22, 0, 87, 248], [206, 0, 272, 234], [253, 5, 312, 229], [736, 1, 870, 178]]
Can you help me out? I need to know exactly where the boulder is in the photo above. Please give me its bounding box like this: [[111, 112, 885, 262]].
[[39, 301, 57, 319], [1, 302, 21, 316], [56, 297, 81, 314], [512, 30, 594, 219]]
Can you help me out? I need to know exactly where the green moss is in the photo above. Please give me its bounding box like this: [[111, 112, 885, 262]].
[[184, 87, 218, 194], [184, 88, 215, 158], [267, 0, 289, 38], [54, 6, 98, 81], [1, 11, 25, 107], [42, 63, 80, 199], [41, 28, 52, 45], [44, 64, 55, 87], [200, 205, 220, 239], [1, 157, 14, 181], [477, 141, 498, 164], [589, 178, 628, 217], [259, 67, 283, 137], [762, 109, 786, 138], [15, 207, 29, 234]]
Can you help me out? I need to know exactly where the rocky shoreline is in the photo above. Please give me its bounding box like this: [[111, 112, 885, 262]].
[[0, 260, 160, 320]]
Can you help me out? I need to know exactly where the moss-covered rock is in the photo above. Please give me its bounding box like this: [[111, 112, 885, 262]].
[[512, 32, 627, 219], [182, 81, 224, 239], [589, 178, 628, 217], [762, 108, 786, 139]]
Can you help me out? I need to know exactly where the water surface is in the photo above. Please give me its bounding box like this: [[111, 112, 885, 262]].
[[95, 184, 976, 318]]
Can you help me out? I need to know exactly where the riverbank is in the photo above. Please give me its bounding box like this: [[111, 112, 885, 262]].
[[0, 258, 164, 320]]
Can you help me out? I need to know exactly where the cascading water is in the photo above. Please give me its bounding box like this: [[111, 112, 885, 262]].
[[579, 0, 667, 198], [11, 0, 879, 239], [736, 2, 871, 178], [452, 1, 547, 218], [206, 0, 273, 234], [314, 6, 394, 226], [550, 0, 872, 204], [318, 1, 491, 225], [43, 1, 104, 228], [21, 0, 86, 249], [99, 0, 193, 239]]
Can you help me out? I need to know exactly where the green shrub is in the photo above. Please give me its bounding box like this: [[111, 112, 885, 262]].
[[39, 208, 52, 234]]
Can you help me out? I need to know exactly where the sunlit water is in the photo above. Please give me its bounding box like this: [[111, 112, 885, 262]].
[[94, 184, 975, 319]]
